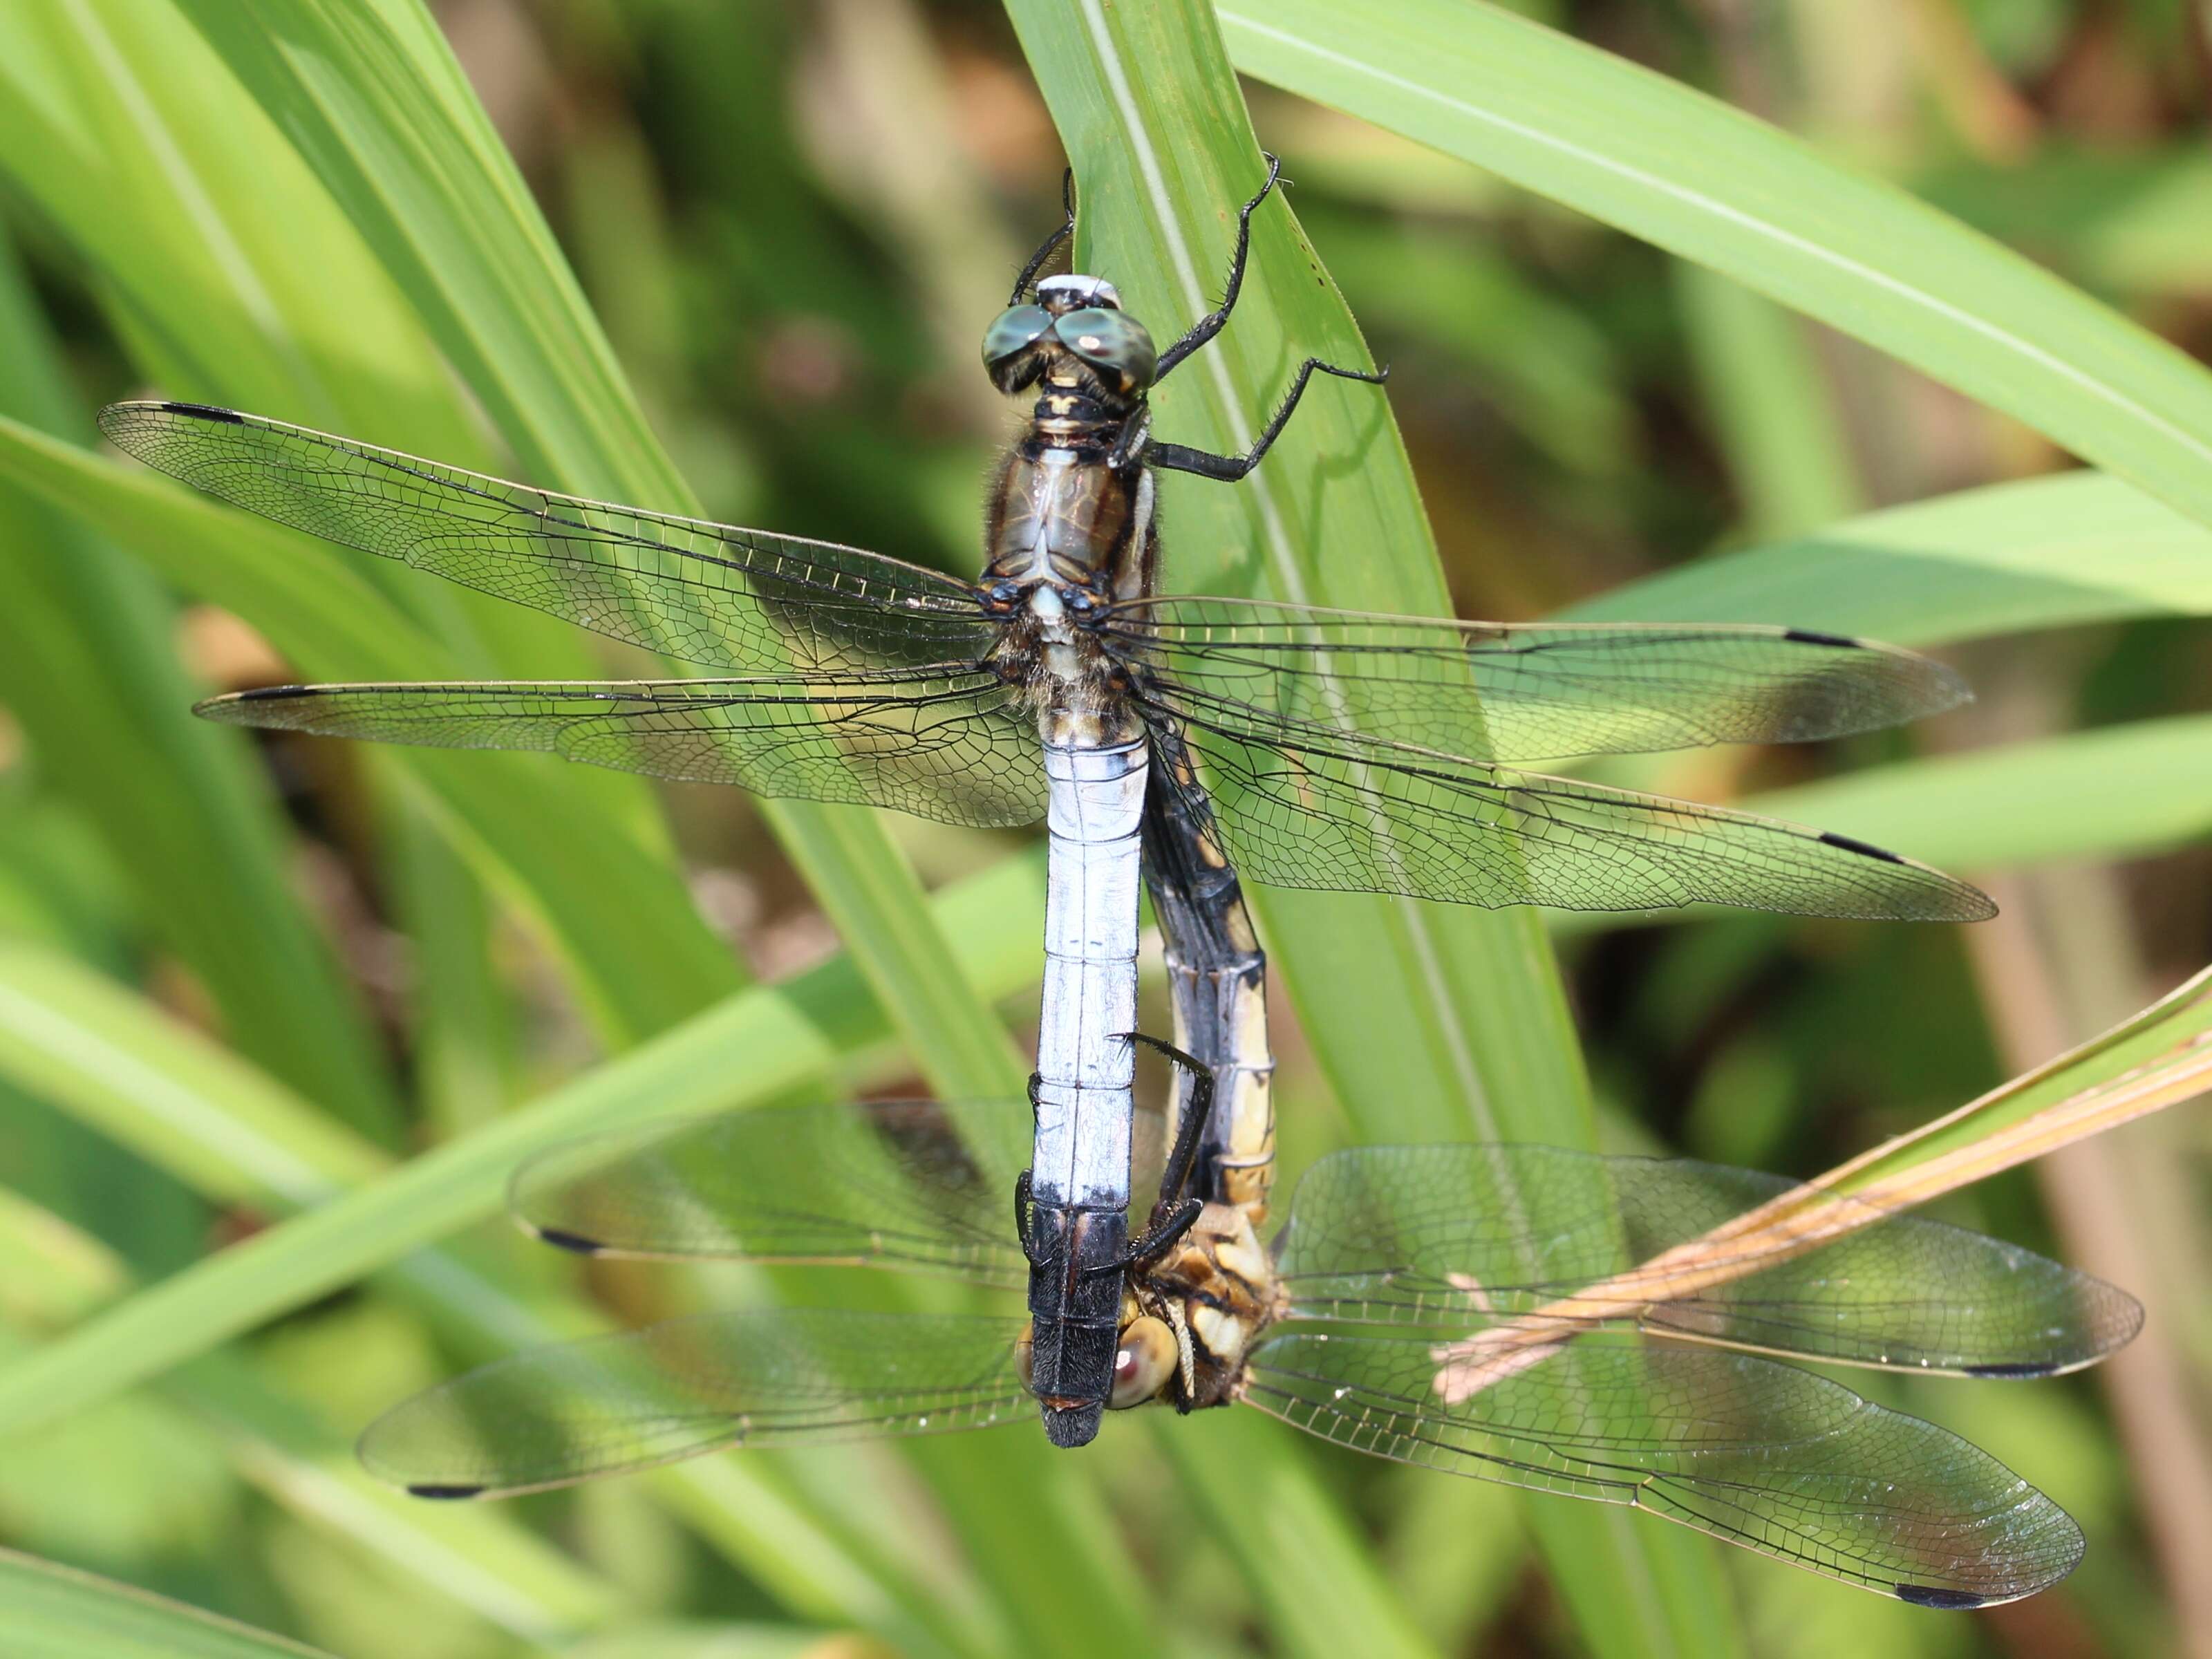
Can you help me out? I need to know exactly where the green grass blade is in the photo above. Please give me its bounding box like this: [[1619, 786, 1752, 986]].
[[0, 1210, 632, 1644], [0, 228, 400, 1141], [1222, 0, 2212, 533], [1004, 3, 1742, 1653], [0, 417, 742, 1042], [0, 861, 1046, 1656], [165, 0, 1025, 1099], [1567, 469, 2212, 645], [0, 1547, 337, 1659], [1747, 715, 2212, 877], [0, 841, 1042, 1430]]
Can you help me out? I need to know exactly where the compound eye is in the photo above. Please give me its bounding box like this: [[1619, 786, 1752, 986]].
[[982, 304, 1054, 391], [1053, 308, 1156, 393], [1107, 1315, 1177, 1409]]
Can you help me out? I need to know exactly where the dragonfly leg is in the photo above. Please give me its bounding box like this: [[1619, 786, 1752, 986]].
[[1106, 409, 1152, 472], [1147, 357, 1389, 484], [1121, 1196, 1203, 1268], [1121, 1029, 1215, 1206], [1013, 1168, 1045, 1264], [1009, 169, 1077, 303], [1155, 154, 1283, 381]]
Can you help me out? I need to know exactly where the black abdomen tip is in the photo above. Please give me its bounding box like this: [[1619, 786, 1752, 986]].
[[531, 1226, 605, 1256], [407, 1483, 486, 1500], [1819, 830, 1904, 865], [1894, 1583, 1991, 1610]]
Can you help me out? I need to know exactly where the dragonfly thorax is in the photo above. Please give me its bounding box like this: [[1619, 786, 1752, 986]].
[[1126, 1201, 1275, 1414]]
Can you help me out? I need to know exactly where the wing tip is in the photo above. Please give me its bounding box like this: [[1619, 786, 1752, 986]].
[[1814, 831, 1998, 921]]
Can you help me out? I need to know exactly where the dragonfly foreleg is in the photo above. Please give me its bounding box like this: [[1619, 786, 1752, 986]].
[[1120, 1029, 1215, 1206], [1156, 154, 1283, 381], [1147, 357, 1389, 484], [1009, 168, 1077, 304]]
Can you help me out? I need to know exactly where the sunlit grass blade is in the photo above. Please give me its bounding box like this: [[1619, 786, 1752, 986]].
[[0, 1201, 631, 1645], [1831, 961, 2212, 1192], [1747, 715, 2212, 877], [0, 225, 399, 1141], [0, 849, 1045, 1434], [0, 416, 741, 1042], [1568, 470, 2212, 645], [0, 1546, 337, 1659], [0, 874, 1044, 1655], [1221, 0, 2212, 533], [1006, 2, 1741, 1653], [1423, 957, 2212, 1371]]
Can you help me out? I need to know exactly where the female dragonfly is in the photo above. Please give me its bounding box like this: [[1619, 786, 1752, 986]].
[[101, 159, 1991, 1445], [350, 972, 2139, 1606]]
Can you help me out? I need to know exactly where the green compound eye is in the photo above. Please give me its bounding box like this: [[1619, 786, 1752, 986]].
[[1053, 308, 1156, 391], [982, 304, 1053, 371]]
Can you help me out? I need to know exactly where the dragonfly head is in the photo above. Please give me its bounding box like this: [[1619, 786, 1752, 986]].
[[983, 275, 1156, 402]]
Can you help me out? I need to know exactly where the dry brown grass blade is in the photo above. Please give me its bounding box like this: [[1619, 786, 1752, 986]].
[[1433, 960, 2212, 1400]]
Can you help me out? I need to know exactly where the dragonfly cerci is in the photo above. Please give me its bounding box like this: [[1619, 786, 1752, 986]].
[[103, 158, 1991, 1447]]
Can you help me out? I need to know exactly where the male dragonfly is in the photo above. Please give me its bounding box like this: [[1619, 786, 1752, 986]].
[[101, 159, 1991, 1445]]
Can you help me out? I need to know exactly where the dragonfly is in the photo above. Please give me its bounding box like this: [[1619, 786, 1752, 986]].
[[352, 1046, 2140, 1605], [102, 158, 1993, 1444]]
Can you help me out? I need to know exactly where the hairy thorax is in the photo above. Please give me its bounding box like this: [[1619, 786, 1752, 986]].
[[1134, 1201, 1280, 1413]]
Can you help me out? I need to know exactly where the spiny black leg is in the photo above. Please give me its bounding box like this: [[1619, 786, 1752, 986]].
[[1147, 357, 1389, 483], [1009, 168, 1078, 304], [1013, 1169, 1044, 1263], [1121, 1030, 1214, 1206], [1154, 153, 1282, 382], [1119, 1197, 1203, 1268]]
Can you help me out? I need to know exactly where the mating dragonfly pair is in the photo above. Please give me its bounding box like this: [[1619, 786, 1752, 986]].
[[100, 159, 2133, 1605]]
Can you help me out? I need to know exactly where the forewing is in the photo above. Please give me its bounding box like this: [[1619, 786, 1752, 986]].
[[1112, 597, 1968, 761], [359, 1310, 1031, 1498], [1146, 697, 1991, 920], [1241, 1335, 2082, 1606], [196, 675, 1044, 827], [510, 1099, 1029, 1289], [100, 402, 996, 675], [1276, 1145, 2140, 1376]]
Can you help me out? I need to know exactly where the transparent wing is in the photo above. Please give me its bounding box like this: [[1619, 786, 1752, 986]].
[[359, 1310, 1031, 1498], [509, 1100, 1031, 1289], [1241, 1335, 2082, 1607], [1275, 1145, 2140, 1376], [1145, 696, 1991, 920], [1109, 597, 1967, 762], [195, 675, 1044, 827], [100, 402, 997, 675]]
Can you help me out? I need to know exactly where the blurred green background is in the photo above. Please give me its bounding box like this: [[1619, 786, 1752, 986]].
[[1, 1, 2209, 1656]]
